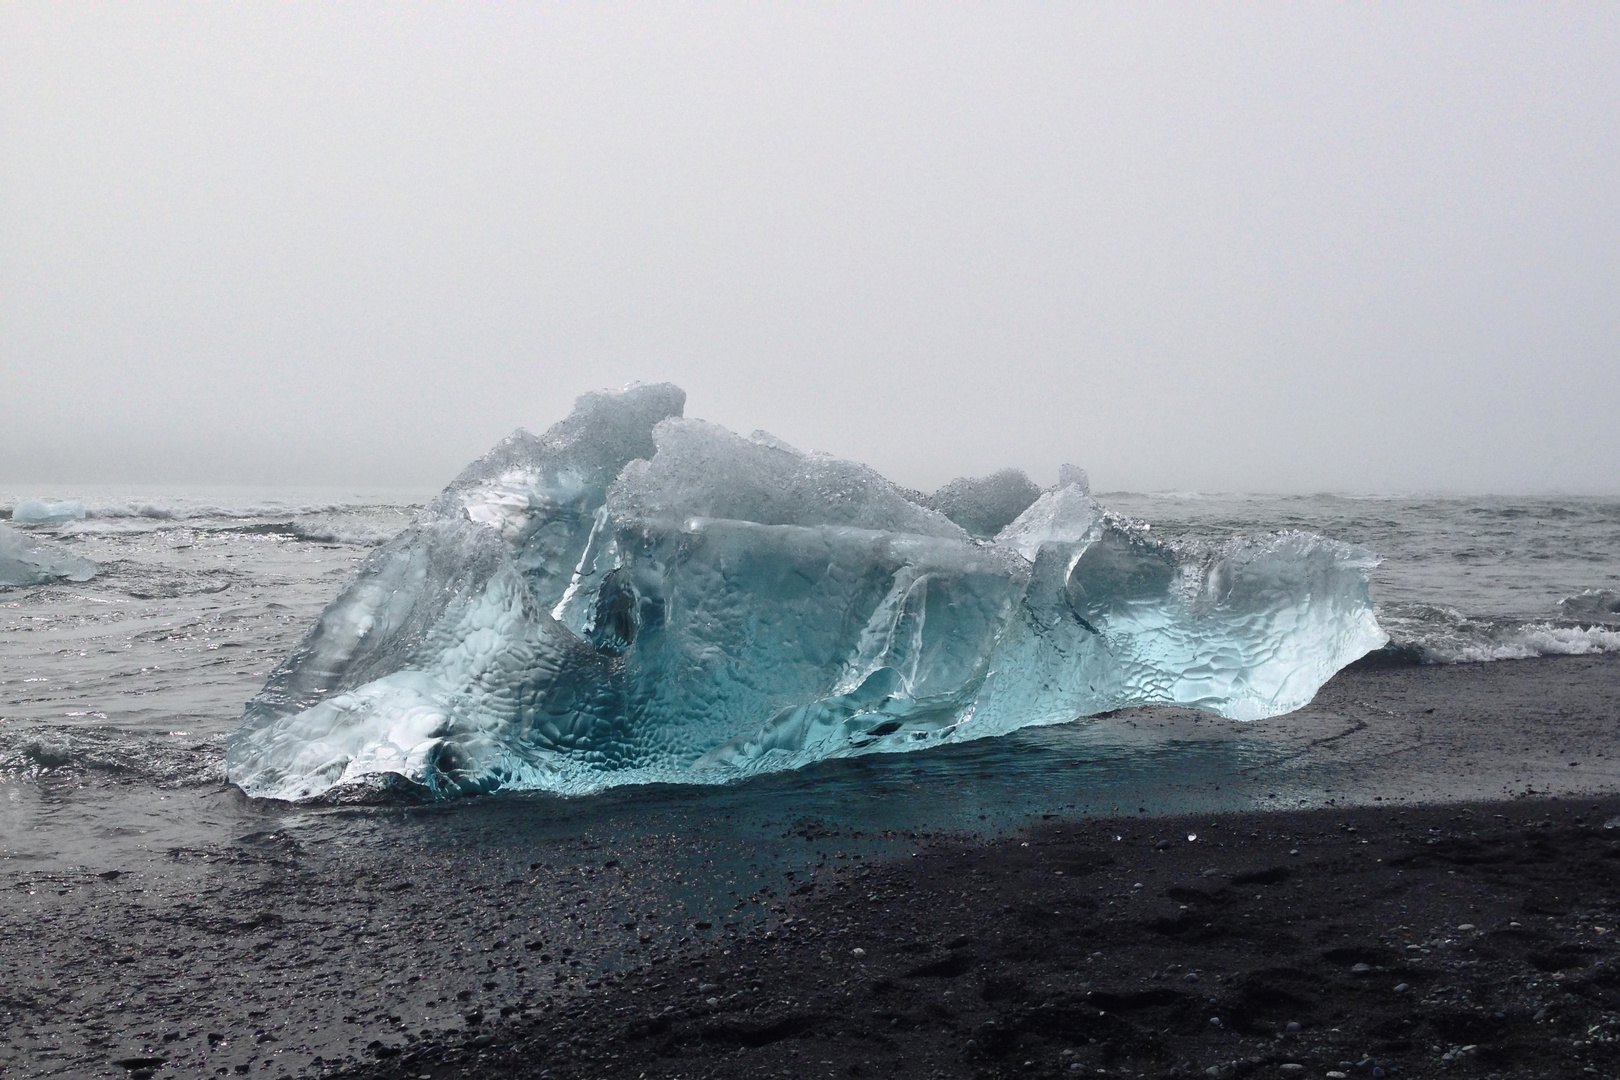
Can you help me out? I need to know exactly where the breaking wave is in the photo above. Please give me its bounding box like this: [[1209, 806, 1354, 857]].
[[2, 496, 418, 547], [1560, 589, 1620, 623], [0, 724, 225, 786], [1373, 600, 1620, 665]]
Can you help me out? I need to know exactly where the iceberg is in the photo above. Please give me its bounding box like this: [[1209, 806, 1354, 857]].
[[0, 523, 97, 586], [11, 499, 86, 524], [225, 383, 1387, 802]]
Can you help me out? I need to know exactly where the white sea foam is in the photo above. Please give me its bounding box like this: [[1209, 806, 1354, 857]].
[[1376, 599, 1620, 664], [1422, 623, 1620, 664]]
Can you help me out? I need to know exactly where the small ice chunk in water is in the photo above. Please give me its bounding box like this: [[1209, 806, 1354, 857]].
[[225, 382, 1388, 802], [0, 523, 97, 586], [11, 499, 86, 524]]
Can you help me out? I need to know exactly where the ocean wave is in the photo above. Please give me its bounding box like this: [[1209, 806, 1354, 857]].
[[1374, 601, 1620, 665], [0, 724, 224, 786], [1, 497, 421, 548], [80, 501, 404, 521], [48, 517, 406, 547], [1422, 623, 1620, 663], [5, 496, 421, 521], [199, 520, 406, 545], [1559, 589, 1620, 623], [284, 523, 405, 546]]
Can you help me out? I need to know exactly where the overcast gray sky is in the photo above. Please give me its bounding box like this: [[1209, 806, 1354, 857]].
[[2, 4, 1616, 495]]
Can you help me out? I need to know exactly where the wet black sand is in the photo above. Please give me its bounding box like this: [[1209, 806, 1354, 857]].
[[5, 652, 1620, 1079], [338, 795, 1620, 1080]]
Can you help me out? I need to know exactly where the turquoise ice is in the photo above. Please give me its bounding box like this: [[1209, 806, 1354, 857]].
[[225, 384, 1387, 801], [11, 499, 86, 524]]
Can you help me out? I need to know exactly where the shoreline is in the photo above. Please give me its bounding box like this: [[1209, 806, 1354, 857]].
[[3, 652, 1620, 1079], [336, 793, 1620, 1080]]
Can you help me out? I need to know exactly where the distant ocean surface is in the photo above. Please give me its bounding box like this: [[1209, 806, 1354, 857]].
[[2, 486, 1618, 801]]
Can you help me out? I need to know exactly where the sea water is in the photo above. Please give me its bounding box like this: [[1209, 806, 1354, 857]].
[[1, 486, 1617, 867]]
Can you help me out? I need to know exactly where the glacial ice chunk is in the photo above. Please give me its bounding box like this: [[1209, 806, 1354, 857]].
[[0, 523, 97, 586], [1057, 464, 1090, 493], [225, 384, 1388, 802], [925, 469, 1042, 538], [12, 499, 85, 524]]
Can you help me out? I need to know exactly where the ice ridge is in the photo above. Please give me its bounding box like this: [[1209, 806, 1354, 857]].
[[225, 383, 1387, 802]]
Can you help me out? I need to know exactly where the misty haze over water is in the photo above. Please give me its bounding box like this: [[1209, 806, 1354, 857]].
[[3, 5, 1618, 496]]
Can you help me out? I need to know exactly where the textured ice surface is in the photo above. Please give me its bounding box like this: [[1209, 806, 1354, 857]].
[[925, 469, 1043, 538], [226, 384, 1388, 801], [0, 523, 97, 586], [11, 499, 86, 524]]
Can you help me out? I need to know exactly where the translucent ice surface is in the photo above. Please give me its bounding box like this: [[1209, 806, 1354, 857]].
[[226, 384, 1388, 801], [0, 523, 97, 586], [924, 469, 1043, 538], [11, 499, 86, 524]]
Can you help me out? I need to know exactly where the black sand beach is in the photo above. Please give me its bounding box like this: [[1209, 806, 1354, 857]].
[[344, 792, 1620, 1080], [6, 653, 1620, 1080]]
